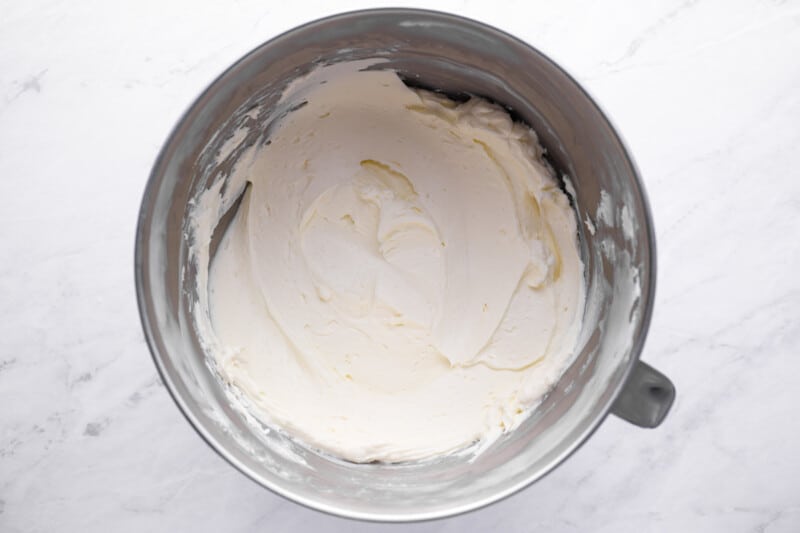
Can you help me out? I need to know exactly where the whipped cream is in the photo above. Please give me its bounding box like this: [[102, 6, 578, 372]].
[[191, 63, 584, 463]]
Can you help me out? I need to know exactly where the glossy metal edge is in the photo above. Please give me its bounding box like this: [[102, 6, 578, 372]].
[[134, 7, 659, 522]]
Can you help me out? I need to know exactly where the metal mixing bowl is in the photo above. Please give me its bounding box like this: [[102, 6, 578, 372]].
[[135, 8, 675, 521]]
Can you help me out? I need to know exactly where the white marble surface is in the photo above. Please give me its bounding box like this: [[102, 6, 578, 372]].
[[2, 1, 799, 531]]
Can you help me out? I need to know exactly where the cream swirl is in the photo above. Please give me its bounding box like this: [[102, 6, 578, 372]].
[[193, 64, 584, 462]]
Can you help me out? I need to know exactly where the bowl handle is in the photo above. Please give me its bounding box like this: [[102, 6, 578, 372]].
[[610, 361, 675, 428]]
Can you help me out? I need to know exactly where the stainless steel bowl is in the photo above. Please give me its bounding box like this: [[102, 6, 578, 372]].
[[135, 8, 675, 521]]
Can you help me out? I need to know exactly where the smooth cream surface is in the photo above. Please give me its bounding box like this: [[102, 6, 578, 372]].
[[195, 65, 584, 462]]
